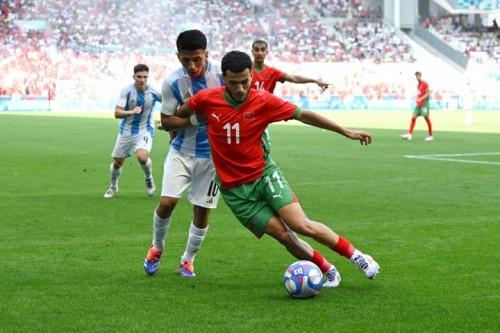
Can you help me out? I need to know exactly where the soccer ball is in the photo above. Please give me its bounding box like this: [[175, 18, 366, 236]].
[[283, 260, 323, 299]]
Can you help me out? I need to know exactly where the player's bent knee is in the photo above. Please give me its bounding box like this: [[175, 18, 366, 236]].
[[159, 196, 178, 212], [137, 156, 148, 165], [113, 159, 124, 169]]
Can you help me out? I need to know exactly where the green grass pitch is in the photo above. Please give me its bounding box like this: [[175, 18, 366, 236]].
[[0, 111, 499, 332]]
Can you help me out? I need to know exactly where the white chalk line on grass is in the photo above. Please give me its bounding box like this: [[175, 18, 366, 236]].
[[404, 152, 500, 165]]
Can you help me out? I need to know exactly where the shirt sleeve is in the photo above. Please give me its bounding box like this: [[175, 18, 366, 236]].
[[266, 92, 298, 122], [160, 80, 179, 116], [275, 68, 286, 83], [153, 86, 163, 103], [116, 86, 128, 108], [187, 90, 203, 114]]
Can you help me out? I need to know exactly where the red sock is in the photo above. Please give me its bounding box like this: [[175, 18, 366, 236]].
[[311, 250, 333, 273], [332, 236, 355, 259], [409, 117, 417, 134], [424, 117, 432, 136]]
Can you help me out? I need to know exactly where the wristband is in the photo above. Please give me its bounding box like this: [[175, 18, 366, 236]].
[[189, 115, 199, 126]]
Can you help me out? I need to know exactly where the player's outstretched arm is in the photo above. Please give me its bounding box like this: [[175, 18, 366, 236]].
[[160, 114, 190, 132], [161, 104, 202, 132], [283, 74, 329, 90], [295, 109, 372, 146]]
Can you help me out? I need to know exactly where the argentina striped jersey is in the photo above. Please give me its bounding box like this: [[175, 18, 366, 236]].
[[161, 61, 224, 158], [117, 84, 162, 136]]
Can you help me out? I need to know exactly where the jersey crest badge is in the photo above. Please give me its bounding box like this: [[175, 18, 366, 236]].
[[243, 111, 255, 121]]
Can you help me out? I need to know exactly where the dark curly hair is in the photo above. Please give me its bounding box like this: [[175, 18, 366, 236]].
[[221, 51, 252, 75], [176, 30, 207, 52]]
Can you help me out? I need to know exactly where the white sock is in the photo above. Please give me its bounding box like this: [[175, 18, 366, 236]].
[[152, 211, 171, 250], [141, 158, 153, 180], [110, 163, 121, 189], [180, 222, 208, 263]]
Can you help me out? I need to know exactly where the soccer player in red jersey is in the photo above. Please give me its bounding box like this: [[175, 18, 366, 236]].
[[251, 40, 329, 154], [401, 71, 433, 141], [251, 39, 329, 93], [162, 51, 380, 288]]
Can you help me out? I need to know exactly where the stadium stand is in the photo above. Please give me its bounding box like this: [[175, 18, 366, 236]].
[[424, 15, 499, 64], [0, 0, 498, 111], [458, 0, 495, 10]]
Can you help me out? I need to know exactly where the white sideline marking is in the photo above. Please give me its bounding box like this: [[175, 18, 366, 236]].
[[404, 153, 500, 165]]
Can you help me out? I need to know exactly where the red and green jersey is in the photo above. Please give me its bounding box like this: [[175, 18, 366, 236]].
[[416, 80, 429, 108], [251, 65, 285, 93], [187, 87, 299, 189]]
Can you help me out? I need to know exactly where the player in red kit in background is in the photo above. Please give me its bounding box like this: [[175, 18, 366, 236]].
[[161, 50, 381, 289], [251, 39, 330, 154], [251, 39, 329, 93], [401, 71, 433, 141]]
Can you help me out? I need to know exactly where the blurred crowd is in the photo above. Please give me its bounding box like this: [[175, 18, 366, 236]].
[[423, 15, 499, 65], [0, 0, 496, 109], [312, 0, 382, 20], [1, 0, 417, 103]]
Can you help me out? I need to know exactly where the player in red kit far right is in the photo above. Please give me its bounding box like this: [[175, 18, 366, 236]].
[[401, 71, 433, 141]]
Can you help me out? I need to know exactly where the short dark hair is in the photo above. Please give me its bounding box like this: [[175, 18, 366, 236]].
[[252, 39, 268, 49], [134, 64, 149, 73], [415, 71, 421, 76], [221, 51, 252, 75], [176, 30, 207, 52]]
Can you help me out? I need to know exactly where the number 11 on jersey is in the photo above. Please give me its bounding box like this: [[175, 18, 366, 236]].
[[223, 122, 240, 144]]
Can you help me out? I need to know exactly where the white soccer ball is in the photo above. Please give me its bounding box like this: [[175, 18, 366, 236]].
[[283, 260, 323, 299]]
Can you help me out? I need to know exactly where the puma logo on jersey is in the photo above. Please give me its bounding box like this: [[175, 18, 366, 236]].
[[212, 114, 221, 122], [272, 194, 283, 199]]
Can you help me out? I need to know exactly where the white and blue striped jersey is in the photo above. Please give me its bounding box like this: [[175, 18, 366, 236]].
[[116, 84, 162, 136], [161, 61, 224, 158]]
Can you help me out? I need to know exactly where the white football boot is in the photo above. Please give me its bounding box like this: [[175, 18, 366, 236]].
[[145, 178, 156, 197], [400, 133, 412, 140], [323, 266, 341, 288], [104, 187, 118, 198], [351, 250, 380, 279]]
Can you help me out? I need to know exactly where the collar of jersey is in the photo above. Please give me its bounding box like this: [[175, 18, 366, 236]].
[[252, 65, 267, 73], [223, 92, 247, 108]]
